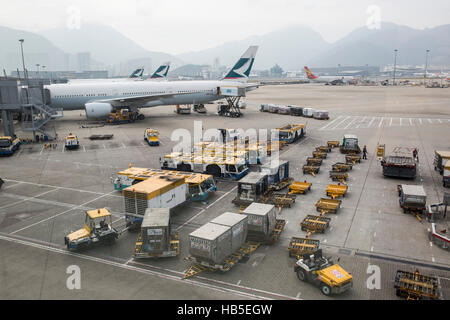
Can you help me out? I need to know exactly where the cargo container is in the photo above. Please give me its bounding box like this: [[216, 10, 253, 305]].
[[189, 222, 232, 265], [133, 208, 180, 258], [381, 156, 417, 179], [211, 212, 248, 253], [289, 105, 303, 116], [123, 175, 188, 227], [260, 160, 292, 190], [398, 184, 427, 214], [277, 105, 291, 115], [434, 151, 450, 174], [232, 172, 269, 206], [260, 104, 271, 112], [268, 104, 279, 113], [242, 203, 277, 242], [313, 110, 329, 120], [302, 108, 314, 118], [443, 160, 450, 188]]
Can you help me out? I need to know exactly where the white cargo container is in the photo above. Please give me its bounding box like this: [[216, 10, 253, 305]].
[[302, 107, 314, 118], [242, 203, 277, 241], [313, 110, 329, 120], [211, 212, 248, 252], [189, 222, 232, 265]]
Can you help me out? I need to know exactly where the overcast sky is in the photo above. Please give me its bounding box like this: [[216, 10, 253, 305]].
[[1, 0, 449, 54]]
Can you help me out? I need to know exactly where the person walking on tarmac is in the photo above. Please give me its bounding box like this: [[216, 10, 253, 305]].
[[362, 145, 368, 160], [413, 148, 419, 162]]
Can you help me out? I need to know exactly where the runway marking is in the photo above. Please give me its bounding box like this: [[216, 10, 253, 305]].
[[39, 145, 45, 155], [175, 186, 237, 231], [366, 117, 376, 128], [10, 191, 117, 235], [83, 145, 86, 152], [318, 116, 342, 131], [331, 116, 351, 130], [344, 116, 358, 129], [389, 118, 393, 127], [0, 233, 291, 300], [356, 116, 367, 129], [378, 117, 384, 128]]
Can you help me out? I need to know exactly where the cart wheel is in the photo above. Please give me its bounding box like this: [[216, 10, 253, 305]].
[[297, 269, 306, 281], [320, 284, 332, 296]]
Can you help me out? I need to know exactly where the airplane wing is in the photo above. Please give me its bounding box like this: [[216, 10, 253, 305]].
[[95, 92, 189, 108]]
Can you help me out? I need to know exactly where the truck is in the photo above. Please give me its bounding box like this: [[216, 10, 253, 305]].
[[107, 109, 137, 124], [294, 249, 353, 296], [64, 134, 79, 150], [144, 128, 159, 146], [175, 104, 191, 114], [434, 151, 450, 174], [381, 156, 417, 179], [339, 134, 361, 154], [398, 184, 427, 215], [64, 208, 118, 251], [0, 136, 21, 156]]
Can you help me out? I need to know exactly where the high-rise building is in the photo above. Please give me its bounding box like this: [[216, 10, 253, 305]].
[[76, 52, 91, 72]]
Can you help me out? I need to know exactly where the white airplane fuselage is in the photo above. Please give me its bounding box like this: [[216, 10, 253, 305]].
[[46, 80, 242, 111]]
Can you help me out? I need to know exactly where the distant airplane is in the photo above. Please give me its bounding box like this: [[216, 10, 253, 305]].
[[304, 66, 355, 83], [45, 46, 259, 120]]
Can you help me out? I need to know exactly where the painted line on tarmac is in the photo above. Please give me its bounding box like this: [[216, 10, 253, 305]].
[[0, 233, 281, 300], [175, 186, 237, 231], [318, 116, 342, 131], [10, 191, 117, 235], [0, 188, 59, 210]]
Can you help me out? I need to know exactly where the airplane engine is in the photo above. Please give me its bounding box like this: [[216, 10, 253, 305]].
[[84, 102, 113, 119]]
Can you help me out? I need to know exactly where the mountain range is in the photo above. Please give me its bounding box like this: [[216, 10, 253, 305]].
[[0, 22, 449, 76]]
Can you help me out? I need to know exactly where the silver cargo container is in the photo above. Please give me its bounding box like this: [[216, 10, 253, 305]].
[[141, 208, 170, 253], [189, 222, 232, 265], [210, 212, 248, 252], [242, 203, 276, 241]]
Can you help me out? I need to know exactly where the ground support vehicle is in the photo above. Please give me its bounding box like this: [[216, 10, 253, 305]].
[[316, 145, 331, 153], [289, 106, 303, 116], [288, 237, 320, 258], [397, 184, 427, 219], [144, 128, 159, 146], [288, 181, 312, 195], [274, 124, 306, 144], [345, 155, 361, 164], [340, 134, 361, 154], [64, 208, 119, 251], [306, 157, 323, 166], [107, 109, 136, 124], [443, 160, 450, 187], [316, 198, 341, 214], [175, 104, 191, 114], [326, 184, 348, 199], [312, 151, 327, 159], [332, 162, 352, 172], [133, 208, 179, 258], [0, 136, 21, 156], [64, 134, 79, 150], [394, 270, 439, 300], [300, 215, 331, 233], [313, 110, 329, 120], [329, 171, 348, 183], [193, 104, 207, 113], [294, 250, 353, 296], [303, 165, 320, 176], [434, 151, 450, 174], [327, 141, 340, 148], [429, 223, 449, 249], [89, 134, 113, 140], [381, 156, 416, 179]]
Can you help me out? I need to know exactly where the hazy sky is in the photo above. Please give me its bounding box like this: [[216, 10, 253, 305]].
[[1, 0, 449, 54]]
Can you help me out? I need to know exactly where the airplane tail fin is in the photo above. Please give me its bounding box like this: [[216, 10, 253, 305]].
[[129, 67, 144, 79], [304, 66, 318, 80], [222, 46, 258, 81], [150, 62, 171, 79]]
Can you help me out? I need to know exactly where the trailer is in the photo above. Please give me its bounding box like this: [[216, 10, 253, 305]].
[[398, 184, 427, 217], [329, 171, 348, 183], [133, 208, 180, 258], [306, 157, 323, 166], [260, 160, 293, 191], [345, 154, 361, 164], [394, 270, 439, 300], [107, 109, 136, 124], [381, 156, 417, 179], [302, 108, 314, 118], [288, 237, 320, 258], [316, 145, 331, 153], [326, 184, 348, 199], [303, 165, 320, 176], [175, 104, 191, 114], [327, 141, 340, 149], [275, 124, 306, 144], [288, 181, 312, 195], [434, 150, 450, 174], [123, 175, 188, 228], [316, 198, 342, 214], [312, 151, 327, 159], [300, 215, 331, 233], [331, 162, 352, 172], [270, 193, 296, 208]]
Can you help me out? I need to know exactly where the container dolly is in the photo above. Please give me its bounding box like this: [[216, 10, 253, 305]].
[[327, 141, 340, 149], [300, 215, 331, 233], [288, 181, 312, 195], [315, 198, 342, 214], [331, 162, 353, 172], [345, 154, 361, 164], [303, 165, 320, 176], [326, 184, 348, 199], [329, 171, 349, 183], [312, 151, 327, 159], [316, 145, 331, 153], [394, 270, 439, 300], [288, 237, 320, 259], [306, 157, 323, 166]]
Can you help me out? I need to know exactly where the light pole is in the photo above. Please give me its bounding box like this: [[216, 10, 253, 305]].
[[18, 39, 30, 103], [424, 49, 430, 86], [393, 49, 398, 86]]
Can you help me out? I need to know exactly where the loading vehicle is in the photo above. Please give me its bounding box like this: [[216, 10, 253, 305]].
[[107, 109, 137, 124], [0, 136, 21, 156], [397, 184, 427, 218], [340, 134, 361, 154], [175, 104, 191, 114], [381, 156, 416, 179], [193, 104, 207, 113], [64, 208, 118, 251], [144, 128, 159, 146], [294, 249, 353, 296], [64, 134, 79, 150]]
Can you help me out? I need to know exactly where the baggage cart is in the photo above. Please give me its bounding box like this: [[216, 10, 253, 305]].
[[329, 171, 348, 183], [394, 270, 439, 300], [346, 154, 361, 164], [306, 157, 323, 166], [326, 184, 348, 199], [288, 237, 320, 258], [332, 162, 352, 172], [316, 145, 331, 153], [316, 198, 341, 214], [327, 141, 340, 148], [288, 181, 312, 195], [300, 215, 331, 233], [303, 165, 320, 176], [312, 151, 327, 159]]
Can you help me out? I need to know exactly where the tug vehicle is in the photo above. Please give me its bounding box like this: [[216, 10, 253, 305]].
[[0, 136, 21, 156], [144, 128, 159, 146], [64, 134, 80, 150]]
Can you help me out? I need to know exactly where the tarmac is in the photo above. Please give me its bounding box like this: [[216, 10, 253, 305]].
[[0, 83, 449, 300]]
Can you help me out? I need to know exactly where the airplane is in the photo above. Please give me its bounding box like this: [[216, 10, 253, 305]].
[[45, 46, 259, 120], [304, 66, 355, 83], [148, 62, 170, 80]]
